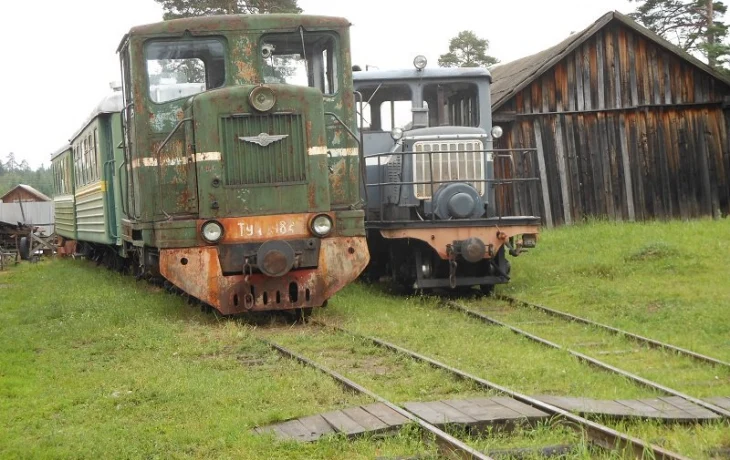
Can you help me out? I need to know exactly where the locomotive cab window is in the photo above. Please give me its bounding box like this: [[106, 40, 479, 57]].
[[423, 82, 479, 127], [145, 38, 226, 104], [261, 32, 339, 94], [356, 84, 412, 131]]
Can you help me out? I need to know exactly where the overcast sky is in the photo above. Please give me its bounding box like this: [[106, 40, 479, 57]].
[[1, 0, 641, 170]]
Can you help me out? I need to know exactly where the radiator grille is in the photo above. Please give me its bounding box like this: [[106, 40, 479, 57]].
[[413, 140, 487, 199], [221, 113, 306, 185]]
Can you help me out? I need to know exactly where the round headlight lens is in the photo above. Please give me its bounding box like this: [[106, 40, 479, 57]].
[[491, 125, 504, 139], [413, 55, 428, 70], [202, 221, 223, 243], [249, 86, 276, 112], [311, 215, 333, 237], [391, 127, 404, 141]]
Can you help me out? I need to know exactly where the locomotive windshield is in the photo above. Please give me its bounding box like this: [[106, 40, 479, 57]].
[[261, 32, 339, 95], [145, 38, 226, 104], [357, 81, 480, 131]]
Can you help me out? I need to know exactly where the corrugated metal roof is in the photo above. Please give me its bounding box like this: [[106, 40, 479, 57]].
[[69, 90, 124, 142], [490, 10, 730, 110], [0, 184, 52, 202]]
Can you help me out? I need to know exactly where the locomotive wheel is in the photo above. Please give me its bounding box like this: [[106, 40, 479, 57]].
[[479, 284, 495, 296]]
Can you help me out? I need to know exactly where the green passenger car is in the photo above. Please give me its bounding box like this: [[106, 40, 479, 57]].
[[51, 145, 76, 240]]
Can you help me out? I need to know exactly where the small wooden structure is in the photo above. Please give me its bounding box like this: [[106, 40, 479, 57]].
[[254, 395, 722, 443], [0, 185, 57, 264], [0, 184, 52, 204], [490, 11, 730, 227]]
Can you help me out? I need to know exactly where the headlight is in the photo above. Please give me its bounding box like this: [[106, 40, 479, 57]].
[[391, 127, 404, 141], [491, 125, 504, 139], [249, 86, 276, 112], [413, 55, 428, 70], [202, 221, 224, 243], [310, 214, 333, 237]]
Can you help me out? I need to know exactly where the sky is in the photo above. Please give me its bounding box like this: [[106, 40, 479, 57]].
[[0, 0, 640, 170]]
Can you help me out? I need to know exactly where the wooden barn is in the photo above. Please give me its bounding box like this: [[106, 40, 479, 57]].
[[0, 184, 51, 204], [490, 10, 730, 227]]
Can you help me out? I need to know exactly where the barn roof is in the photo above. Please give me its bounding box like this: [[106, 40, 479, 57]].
[[0, 184, 52, 202], [490, 10, 730, 111]]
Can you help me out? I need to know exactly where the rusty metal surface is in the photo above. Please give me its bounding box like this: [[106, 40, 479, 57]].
[[127, 14, 352, 38], [379, 226, 538, 260], [212, 213, 327, 244], [159, 236, 368, 315]]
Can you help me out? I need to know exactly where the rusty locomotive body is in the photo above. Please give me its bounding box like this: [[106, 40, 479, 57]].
[[51, 14, 369, 315], [353, 58, 541, 294]]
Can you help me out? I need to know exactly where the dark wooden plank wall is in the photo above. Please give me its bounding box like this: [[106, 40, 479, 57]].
[[494, 23, 730, 227]]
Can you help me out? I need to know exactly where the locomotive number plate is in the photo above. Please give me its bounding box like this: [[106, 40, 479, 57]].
[[217, 214, 318, 243], [237, 220, 299, 238]]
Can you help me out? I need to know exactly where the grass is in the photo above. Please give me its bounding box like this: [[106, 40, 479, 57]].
[[317, 285, 659, 400], [460, 298, 730, 398], [2, 217, 730, 458], [0, 260, 431, 459], [499, 217, 730, 362], [266, 326, 495, 403]]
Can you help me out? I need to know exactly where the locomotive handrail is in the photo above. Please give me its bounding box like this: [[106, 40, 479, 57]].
[[324, 109, 368, 206], [365, 146, 542, 224], [155, 118, 192, 157], [155, 118, 192, 220], [104, 159, 118, 240], [118, 158, 128, 217]]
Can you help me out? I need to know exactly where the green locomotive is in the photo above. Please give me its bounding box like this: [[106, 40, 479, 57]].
[[51, 14, 369, 315]]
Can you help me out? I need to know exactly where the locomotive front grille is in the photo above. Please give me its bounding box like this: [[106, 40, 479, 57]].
[[221, 113, 307, 185], [413, 140, 487, 199]]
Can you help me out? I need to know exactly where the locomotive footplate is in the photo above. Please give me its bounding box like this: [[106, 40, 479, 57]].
[[158, 236, 369, 315], [378, 224, 539, 260]]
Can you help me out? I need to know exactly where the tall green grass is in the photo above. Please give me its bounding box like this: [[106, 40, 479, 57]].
[[502, 218, 730, 361], [0, 260, 431, 459]]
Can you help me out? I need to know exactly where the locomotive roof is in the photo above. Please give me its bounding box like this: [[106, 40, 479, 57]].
[[121, 14, 351, 44], [353, 67, 492, 84]]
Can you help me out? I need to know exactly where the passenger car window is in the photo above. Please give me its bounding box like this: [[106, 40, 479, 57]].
[[145, 38, 226, 103]]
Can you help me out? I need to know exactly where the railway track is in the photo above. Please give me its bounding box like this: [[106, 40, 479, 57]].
[[495, 295, 730, 369], [259, 324, 692, 460], [442, 298, 730, 419]]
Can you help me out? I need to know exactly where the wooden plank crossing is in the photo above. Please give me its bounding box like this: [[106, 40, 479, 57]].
[[535, 395, 723, 422], [704, 396, 730, 411], [255, 395, 727, 442]]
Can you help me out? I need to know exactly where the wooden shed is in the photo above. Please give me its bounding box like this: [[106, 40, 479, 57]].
[[0, 184, 52, 204], [490, 10, 730, 227]]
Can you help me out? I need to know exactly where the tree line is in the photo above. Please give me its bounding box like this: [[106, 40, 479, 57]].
[[0, 153, 53, 199], [437, 1, 730, 71], [151, 1, 730, 71]]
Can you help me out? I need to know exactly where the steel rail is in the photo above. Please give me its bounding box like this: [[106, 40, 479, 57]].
[[496, 294, 730, 369], [311, 320, 690, 460], [260, 338, 496, 460], [443, 300, 730, 418]]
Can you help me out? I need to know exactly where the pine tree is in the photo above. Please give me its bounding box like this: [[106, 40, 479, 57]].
[[438, 31, 499, 68], [629, 0, 730, 68]]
